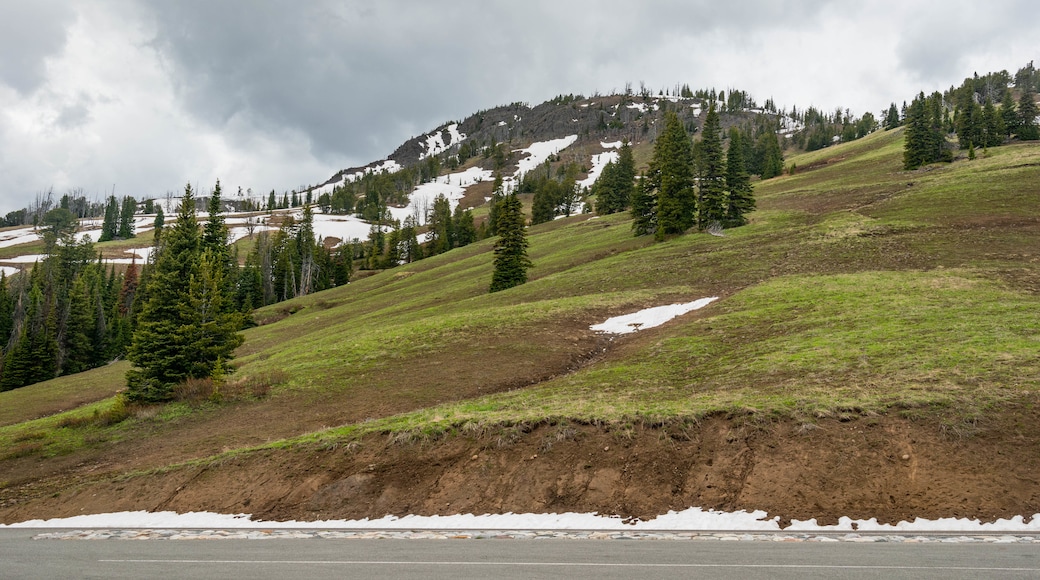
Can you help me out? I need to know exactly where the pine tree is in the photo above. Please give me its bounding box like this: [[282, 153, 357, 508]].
[[1001, 90, 1019, 137], [594, 141, 635, 215], [452, 206, 476, 248], [426, 194, 454, 255], [982, 98, 1005, 147], [630, 172, 656, 236], [725, 128, 755, 227], [153, 206, 165, 244], [904, 92, 950, 168], [1018, 89, 1039, 140], [99, 196, 119, 242], [884, 103, 901, 130], [126, 183, 242, 402], [697, 102, 727, 230], [489, 193, 531, 293], [530, 179, 560, 225], [757, 130, 785, 179], [646, 112, 695, 238], [117, 196, 136, 239], [486, 174, 505, 235]]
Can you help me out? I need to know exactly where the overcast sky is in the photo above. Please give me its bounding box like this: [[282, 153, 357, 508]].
[[0, 0, 1034, 214]]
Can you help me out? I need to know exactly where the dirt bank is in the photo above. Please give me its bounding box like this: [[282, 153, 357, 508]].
[[3, 402, 1039, 526]]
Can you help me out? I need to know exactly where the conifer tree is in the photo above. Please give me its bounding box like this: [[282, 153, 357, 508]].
[[426, 194, 454, 255], [697, 102, 727, 230], [99, 196, 119, 242], [1018, 89, 1039, 140], [756, 130, 785, 179], [645, 112, 695, 238], [594, 141, 636, 215], [486, 174, 505, 235], [884, 103, 901, 130], [530, 179, 560, 225], [725, 128, 755, 227], [903, 92, 950, 168], [126, 184, 243, 402], [452, 205, 476, 248], [489, 193, 531, 293], [153, 206, 165, 243], [117, 196, 136, 239], [630, 172, 656, 236], [982, 98, 1005, 147]]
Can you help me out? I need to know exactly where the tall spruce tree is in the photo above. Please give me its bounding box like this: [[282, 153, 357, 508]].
[[1001, 90, 1019, 137], [594, 141, 636, 215], [117, 196, 136, 239], [697, 102, 727, 230], [1018, 89, 1039, 140], [489, 193, 531, 292], [99, 196, 119, 242], [646, 112, 695, 238], [725, 128, 755, 227], [126, 183, 242, 402], [903, 92, 950, 169]]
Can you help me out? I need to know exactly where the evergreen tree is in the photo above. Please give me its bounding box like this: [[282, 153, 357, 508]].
[[451, 205, 476, 248], [646, 112, 696, 237], [0, 273, 12, 352], [153, 206, 165, 243], [884, 103, 901, 130], [426, 194, 454, 255], [489, 193, 531, 293], [756, 130, 785, 179], [630, 172, 656, 236], [1001, 90, 1019, 136], [99, 196, 119, 242], [696, 102, 727, 230], [486, 174, 505, 235], [530, 179, 560, 225], [1018, 89, 1039, 140], [725, 128, 755, 227], [126, 184, 242, 402], [904, 92, 950, 169], [982, 98, 1005, 147], [117, 196, 136, 239], [267, 190, 276, 212], [594, 141, 635, 214]]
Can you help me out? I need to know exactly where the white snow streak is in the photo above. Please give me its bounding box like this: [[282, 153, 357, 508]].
[[591, 298, 719, 334], [4, 508, 1040, 532]]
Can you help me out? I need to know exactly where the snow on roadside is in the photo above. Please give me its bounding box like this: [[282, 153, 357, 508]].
[[591, 298, 719, 334], [4, 508, 1040, 532]]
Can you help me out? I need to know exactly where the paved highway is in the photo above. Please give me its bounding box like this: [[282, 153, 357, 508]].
[[2, 529, 1039, 579]]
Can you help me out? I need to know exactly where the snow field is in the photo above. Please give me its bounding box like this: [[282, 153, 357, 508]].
[[577, 150, 619, 190]]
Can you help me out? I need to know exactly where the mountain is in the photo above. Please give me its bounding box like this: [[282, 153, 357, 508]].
[[1, 73, 1039, 527]]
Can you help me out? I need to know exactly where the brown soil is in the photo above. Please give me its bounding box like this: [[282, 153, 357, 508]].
[[4, 403, 1040, 526]]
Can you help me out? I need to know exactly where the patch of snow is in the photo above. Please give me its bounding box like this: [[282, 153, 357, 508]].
[[577, 150, 619, 190], [581, 103, 591, 108], [387, 166, 494, 226], [627, 102, 650, 113], [497, 120, 507, 126], [513, 135, 578, 176], [600, 141, 622, 149], [419, 123, 466, 160], [0, 254, 45, 264], [0, 266, 21, 277], [342, 159, 401, 183], [6, 508, 1040, 533], [0, 227, 40, 249], [591, 297, 719, 334]]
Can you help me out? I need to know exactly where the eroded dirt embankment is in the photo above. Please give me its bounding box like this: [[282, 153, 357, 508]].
[[3, 401, 1040, 526]]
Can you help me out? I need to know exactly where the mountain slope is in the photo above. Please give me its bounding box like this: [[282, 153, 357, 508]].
[[1, 119, 1040, 526]]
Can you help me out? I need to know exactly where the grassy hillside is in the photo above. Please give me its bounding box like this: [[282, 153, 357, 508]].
[[1, 128, 1038, 521]]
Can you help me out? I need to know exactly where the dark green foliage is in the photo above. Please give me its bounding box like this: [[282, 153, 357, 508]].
[[646, 112, 696, 237], [725, 128, 755, 227], [884, 103, 902, 129], [756, 130, 785, 179], [489, 193, 531, 293], [117, 196, 136, 239], [486, 174, 505, 235], [1018, 89, 1039, 140], [452, 205, 476, 248], [982, 98, 1005, 147], [531, 179, 562, 225], [903, 92, 951, 169], [426, 195, 454, 256], [1001, 90, 1019, 136], [696, 103, 727, 230], [630, 172, 656, 236], [99, 196, 118, 242], [126, 183, 244, 403], [594, 141, 636, 215]]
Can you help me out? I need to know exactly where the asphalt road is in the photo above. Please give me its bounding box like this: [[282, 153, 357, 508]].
[[2, 529, 1039, 579]]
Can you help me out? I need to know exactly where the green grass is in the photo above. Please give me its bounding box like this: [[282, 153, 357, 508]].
[[1, 132, 1038, 468]]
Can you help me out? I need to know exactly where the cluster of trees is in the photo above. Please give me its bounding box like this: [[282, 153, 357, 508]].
[[238, 204, 353, 309], [632, 105, 756, 238], [787, 105, 877, 151], [0, 212, 138, 391], [903, 63, 1040, 169], [357, 193, 478, 271], [523, 162, 584, 224], [98, 195, 139, 241], [594, 143, 636, 215], [125, 183, 245, 402]]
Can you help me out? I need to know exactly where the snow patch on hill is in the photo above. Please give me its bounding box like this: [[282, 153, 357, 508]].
[[388, 166, 494, 226], [591, 298, 719, 334], [420, 123, 466, 160], [514, 135, 578, 176], [577, 150, 619, 190]]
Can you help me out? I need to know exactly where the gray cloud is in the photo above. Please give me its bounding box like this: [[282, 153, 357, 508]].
[[0, 1, 75, 94]]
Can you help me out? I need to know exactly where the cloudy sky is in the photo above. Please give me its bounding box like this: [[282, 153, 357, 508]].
[[0, 0, 1034, 214]]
